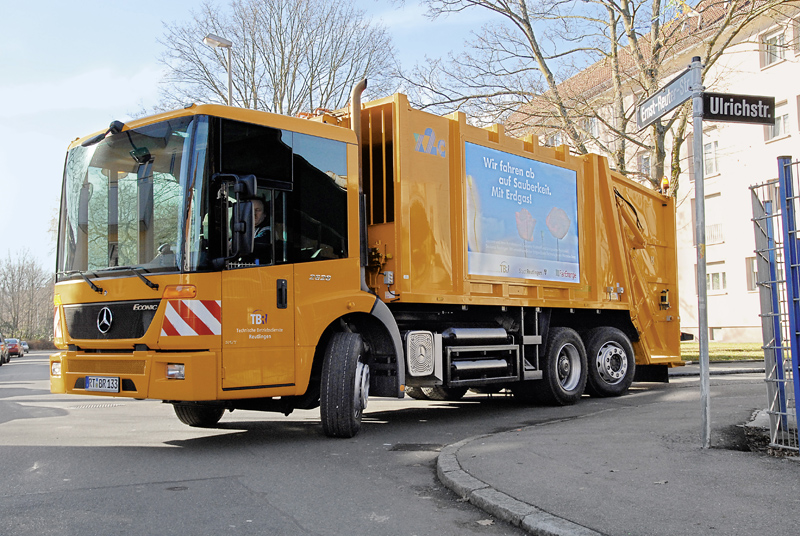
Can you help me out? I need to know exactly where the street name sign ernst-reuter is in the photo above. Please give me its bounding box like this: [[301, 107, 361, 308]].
[[636, 68, 693, 130]]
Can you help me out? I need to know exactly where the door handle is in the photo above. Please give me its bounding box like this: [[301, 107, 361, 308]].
[[277, 279, 288, 309]]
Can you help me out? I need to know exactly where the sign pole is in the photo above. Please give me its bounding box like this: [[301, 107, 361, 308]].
[[690, 56, 711, 448]]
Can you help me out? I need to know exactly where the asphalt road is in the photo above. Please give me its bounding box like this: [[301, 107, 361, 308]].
[[0, 352, 766, 536]]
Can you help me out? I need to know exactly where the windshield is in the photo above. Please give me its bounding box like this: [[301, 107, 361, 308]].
[[57, 117, 199, 281]]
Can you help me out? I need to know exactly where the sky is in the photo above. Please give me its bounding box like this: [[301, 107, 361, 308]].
[[0, 0, 495, 272]]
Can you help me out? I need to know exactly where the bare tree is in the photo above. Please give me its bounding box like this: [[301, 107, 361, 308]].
[[0, 249, 54, 341], [157, 0, 398, 115], [405, 0, 796, 193]]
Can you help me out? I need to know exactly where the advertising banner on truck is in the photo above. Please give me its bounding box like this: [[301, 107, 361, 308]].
[[465, 142, 580, 283]]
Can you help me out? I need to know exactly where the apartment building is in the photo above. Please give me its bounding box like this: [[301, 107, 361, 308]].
[[675, 13, 798, 342], [516, 6, 800, 343]]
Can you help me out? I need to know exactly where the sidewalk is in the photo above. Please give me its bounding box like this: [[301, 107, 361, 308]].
[[437, 361, 800, 536]]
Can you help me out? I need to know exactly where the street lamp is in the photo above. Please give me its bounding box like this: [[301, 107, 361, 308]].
[[203, 33, 233, 106]]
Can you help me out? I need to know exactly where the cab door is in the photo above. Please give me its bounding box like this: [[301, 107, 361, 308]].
[[220, 187, 295, 393], [221, 265, 295, 392]]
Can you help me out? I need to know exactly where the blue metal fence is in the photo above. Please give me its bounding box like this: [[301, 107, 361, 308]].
[[750, 157, 800, 452]]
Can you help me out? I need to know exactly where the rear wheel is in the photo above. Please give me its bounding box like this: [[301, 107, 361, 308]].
[[173, 404, 225, 427], [584, 327, 635, 397], [320, 332, 369, 438], [422, 386, 469, 401], [405, 386, 429, 400], [538, 327, 587, 406]]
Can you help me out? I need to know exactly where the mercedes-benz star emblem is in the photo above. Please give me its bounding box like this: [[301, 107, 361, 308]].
[[97, 307, 113, 334]]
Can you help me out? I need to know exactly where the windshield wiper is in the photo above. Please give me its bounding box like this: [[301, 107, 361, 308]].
[[131, 268, 159, 291], [81, 272, 104, 294], [58, 270, 105, 294], [93, 266, 160, 291]]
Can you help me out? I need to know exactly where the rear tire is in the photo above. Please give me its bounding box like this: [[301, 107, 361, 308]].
[[405, 386, 429, 400], [173, 404, 225, 427], [422, 386, 468, 401], [584, 327, 635, 397], [320, 332, 369, 438], [538, 327, 587, 406]]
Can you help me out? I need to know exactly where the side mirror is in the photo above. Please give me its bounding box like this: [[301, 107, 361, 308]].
[[231, 199, 254, 258], [210, 173, 257, 264], [235, 174, 257, 198]]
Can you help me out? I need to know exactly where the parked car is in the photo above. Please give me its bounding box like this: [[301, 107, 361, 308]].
[[0, 334, 8, 365], [7, 338, 23, 357], [22, 341, 29, 353]]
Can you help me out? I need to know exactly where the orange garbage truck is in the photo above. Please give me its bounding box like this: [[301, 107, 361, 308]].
[[51, 81, 681, 437]]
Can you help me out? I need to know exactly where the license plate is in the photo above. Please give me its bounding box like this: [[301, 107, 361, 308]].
[[85, 376, 120, 393]]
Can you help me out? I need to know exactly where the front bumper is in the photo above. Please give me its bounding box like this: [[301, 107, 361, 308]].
[[50, 349, 219, 401]]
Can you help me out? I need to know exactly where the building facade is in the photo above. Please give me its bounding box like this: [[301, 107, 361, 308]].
[[675, 11, 798, 342], [524, 7, 799, 343]]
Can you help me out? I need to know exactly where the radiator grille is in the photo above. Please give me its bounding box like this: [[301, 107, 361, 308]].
[[65, 359, 146, 375]]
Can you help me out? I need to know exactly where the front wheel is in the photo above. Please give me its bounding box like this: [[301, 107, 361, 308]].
[[173, 404, 225, 427], [584, 327, 636, 397], [538, 327, 587, 406], [320, 332, 370, 438]]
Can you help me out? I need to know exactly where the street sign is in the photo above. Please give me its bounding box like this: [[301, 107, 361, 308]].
[[636, 68, 693, 130], [703, 92, 775, 125]]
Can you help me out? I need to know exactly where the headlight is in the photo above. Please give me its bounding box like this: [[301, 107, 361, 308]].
[[166, 363, 185, 380], [51, 361, 62, 377]]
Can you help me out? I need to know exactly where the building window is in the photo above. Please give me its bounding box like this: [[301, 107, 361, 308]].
[[746, 256, 758, 291], [638, 153, 651, 180], [706, 262, 727, 293], [692, 194, 724, 246], [766, 106, 790, 141], [546, 131, 563, 147], [704, 141, 719, 176], [762, 31, 786, 67], [580, 117, 599, 140], [797, 95, 800, 132]]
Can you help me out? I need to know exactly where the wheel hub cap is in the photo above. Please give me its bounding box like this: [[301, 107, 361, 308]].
[[596, 342, 627, 384], [354, 361, 370, 411], [557, 343, 581, 391]]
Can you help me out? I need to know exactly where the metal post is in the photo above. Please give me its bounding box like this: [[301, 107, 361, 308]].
[[690, 56, 710, 448], [764, 200, 789, 431], [777, 156, 800, 444], [226, 47, 232, 107]]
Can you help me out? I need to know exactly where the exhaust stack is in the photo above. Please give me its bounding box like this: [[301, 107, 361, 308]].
[[350, 79, 368, 194], [350, 79, 370, 291]]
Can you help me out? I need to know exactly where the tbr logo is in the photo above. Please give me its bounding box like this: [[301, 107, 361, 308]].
[[414, 127, 446, 158], [249, 310, 268, 325]]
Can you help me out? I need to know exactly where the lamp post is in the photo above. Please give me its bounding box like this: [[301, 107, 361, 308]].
[[203, 33, 233, 106]]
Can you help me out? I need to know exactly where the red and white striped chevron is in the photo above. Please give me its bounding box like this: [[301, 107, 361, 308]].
[[54, 306, 62, 340], [161, 300, 221, 336]]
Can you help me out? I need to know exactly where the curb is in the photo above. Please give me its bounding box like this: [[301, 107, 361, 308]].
[[669, 367, 764, 377], [437, 436, 603, 536]]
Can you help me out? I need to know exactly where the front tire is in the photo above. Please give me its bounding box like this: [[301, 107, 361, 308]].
[[584, 327, 635, 397], [320, 332, 369, 438], [173, 404, 225, 427], [538, 327, 587, 406]]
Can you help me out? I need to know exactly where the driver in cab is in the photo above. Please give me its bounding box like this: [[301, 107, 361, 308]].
[[250, 197, 271, 265]]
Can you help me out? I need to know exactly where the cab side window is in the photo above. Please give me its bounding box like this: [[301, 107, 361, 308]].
[[219, 120, 348, 266], [292, 133, 348, 262]]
